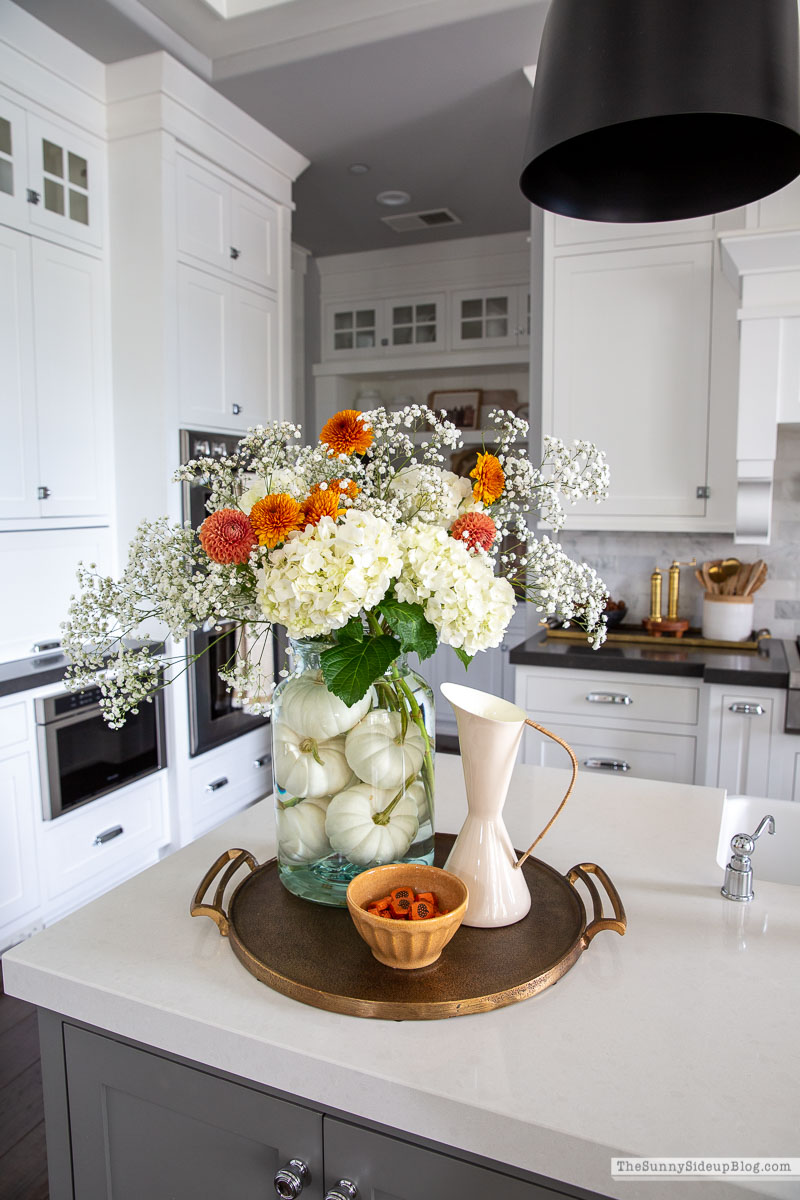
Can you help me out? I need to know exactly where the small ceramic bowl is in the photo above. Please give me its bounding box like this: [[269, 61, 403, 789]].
[[346, 863, 468, 969]]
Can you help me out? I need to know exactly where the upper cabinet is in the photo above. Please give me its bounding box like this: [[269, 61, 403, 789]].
[[0, 88, 103, 251], [539, 211, 741, 533], [316, 233, 531, 368]]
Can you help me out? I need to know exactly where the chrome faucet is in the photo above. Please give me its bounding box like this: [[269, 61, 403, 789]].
[[721, 814, 775, 902]]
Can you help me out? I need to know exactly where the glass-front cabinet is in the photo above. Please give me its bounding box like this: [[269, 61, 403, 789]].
[[323, 293, 445, 358], [450, 285, 529, 350], [0, 90, 102, 249]]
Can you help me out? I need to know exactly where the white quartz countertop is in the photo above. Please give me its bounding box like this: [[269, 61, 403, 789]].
[[4, 756, 799, 1200]]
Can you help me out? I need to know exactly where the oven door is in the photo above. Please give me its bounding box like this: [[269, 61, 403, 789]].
[[37, 692, 167, 820], [187, 622, 270, 757]]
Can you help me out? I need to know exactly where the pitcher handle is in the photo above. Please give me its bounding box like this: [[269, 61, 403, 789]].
[[514, 720, 579, 870]]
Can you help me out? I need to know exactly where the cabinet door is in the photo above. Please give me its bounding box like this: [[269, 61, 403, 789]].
[[0, 92, 29, 231], [25, 112, 102, 248], [32, 240, 108, 517], [450, 286, 521, 350], [0, 750, 40, 936], [546, 243, 712, 521], [176, 153, 231, 274], [64, 1025, 324, 1200], [0, 226, 39, 519], [323, 299, 380, 358], [229, 283, 278, 429], [324, 1116, 557, 1199], [230, 185, 278, 291], [386, 294, 445, 353], [177, 262, 231, 428], [714, 692, 776, 796]]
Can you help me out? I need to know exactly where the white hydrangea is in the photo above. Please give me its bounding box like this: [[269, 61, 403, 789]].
[[395, 521, 515, 655], [388, 465, 472, 526], [256, 510, 402, 637]]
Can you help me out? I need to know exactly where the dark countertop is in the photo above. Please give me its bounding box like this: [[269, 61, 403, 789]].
[[509, 629, 791, 688], [0, 643, 165, 699]]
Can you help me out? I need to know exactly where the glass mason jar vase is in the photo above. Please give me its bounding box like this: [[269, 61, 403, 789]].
[[272, 638, 435, 906]]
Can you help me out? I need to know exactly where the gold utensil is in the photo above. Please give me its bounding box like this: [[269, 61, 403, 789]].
[[720, 557, 742, 594], [702, 562, 717, 593], [744, 560, 767, 595]]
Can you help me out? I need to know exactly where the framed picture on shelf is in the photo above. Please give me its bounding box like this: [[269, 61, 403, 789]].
[[428, 388, 482, 431], [478, 389, 529, 426]]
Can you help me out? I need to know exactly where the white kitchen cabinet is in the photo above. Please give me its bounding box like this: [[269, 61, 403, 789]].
[[0, 87, 103, 250], [323, 292, 446, 359], [516, 665, 701, 785], [545, 241, 713, 522], [450, 284, 529, 350], [702, 684, 791, 800], [0, 229, 109, 522], [0, 744, 40, 945], [176, 150, 278, 292], [176, 263, 279, 433], [189, 723, 271, 837]]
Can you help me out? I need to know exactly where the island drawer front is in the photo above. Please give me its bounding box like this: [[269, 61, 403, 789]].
[[523, 721, 696, 784], [522, 671, 700, 726], [189, 733, 272, 836], [39, 773, 168, 902]]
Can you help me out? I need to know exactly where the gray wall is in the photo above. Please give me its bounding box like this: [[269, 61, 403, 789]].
[[557, 427, 800, 640]]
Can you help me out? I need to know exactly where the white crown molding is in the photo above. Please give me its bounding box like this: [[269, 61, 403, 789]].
[[104, 0, 214, 79]]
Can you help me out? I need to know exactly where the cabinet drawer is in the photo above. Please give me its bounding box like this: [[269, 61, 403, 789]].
[[189, 732, 271, 835], [40, 773, 167, 902], [523, 722, 697, 785], [522, 670, 700, 726]]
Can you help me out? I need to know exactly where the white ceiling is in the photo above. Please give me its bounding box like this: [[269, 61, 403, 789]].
[[13, 0, 547, 254]]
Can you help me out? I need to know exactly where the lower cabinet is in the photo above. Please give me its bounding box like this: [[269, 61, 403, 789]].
[[703, 683, 794, 800], [48, 1020, 587, 1200]]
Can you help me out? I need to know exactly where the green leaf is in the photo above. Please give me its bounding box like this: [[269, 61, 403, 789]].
[[320, 635, 402, 706], [453, 645, 473, 670], [335, 616, 364, 643], [377, 598, 438, 662]]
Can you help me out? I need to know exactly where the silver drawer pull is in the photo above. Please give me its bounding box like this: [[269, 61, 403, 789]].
[[583, 758, 631, 772], [729, 703, 765, 716], [586, 691, 632, 705], [206, 776, 229, 792], [253, 756, 269, 769], [325, 1183, 358, 1200], [274, 1159, 310, 1198], [93, 825, 124, 846]]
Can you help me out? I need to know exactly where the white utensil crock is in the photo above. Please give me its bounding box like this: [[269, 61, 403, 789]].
[[702, 594, 754, 642]]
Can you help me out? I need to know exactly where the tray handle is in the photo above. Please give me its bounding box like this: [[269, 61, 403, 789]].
[[567, 863, 627, 949], [190, 848, 259, 936]]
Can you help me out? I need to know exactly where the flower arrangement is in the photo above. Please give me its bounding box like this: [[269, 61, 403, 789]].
[[62, 404, 608, 899], [62, 405, 609, 725]]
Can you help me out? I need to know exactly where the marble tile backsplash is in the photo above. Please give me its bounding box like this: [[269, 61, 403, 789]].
[[557, 427, 800, 639]]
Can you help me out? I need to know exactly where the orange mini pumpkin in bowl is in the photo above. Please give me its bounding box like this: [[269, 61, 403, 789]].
[[346, 863, 468, 969]]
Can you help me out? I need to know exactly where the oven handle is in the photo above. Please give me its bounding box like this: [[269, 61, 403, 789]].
[[35, 700, 104, 729]]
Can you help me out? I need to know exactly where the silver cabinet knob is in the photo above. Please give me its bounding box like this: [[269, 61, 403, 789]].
[[728, 702, 765, 716], [325, 1182, 358, 1200], [274, 1159, 310, 1198], [232, 403, 242, 415], [230, 246, 241, 259]]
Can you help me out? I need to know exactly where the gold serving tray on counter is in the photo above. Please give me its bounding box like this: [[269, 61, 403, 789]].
[[545, 625, 763, 651], [191, 833, 626, 1021]]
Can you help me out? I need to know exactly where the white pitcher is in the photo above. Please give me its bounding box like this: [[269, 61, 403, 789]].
[[441, 682, 578, 928]]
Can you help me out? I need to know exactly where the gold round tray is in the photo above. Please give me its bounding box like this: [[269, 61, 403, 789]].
[[191, 834, 626, 1020]]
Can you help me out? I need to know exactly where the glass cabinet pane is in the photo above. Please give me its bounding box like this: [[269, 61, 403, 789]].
[[355, 309, 376, 329], [334, 312, 353, 330], [69, 190, 89, 225], [461, 299, 482, 319], [393, 326, 413, 345], [44, 178, 65, 214], [416, 303, 435, 323], [393, 305, 413, 325], [0, 117, 11, 157], [43, 139, 63, 177], [334, 332, 354, 351], [486, 296, 508, 317], [68, 152, 88, 188], [0, 159, 12, 196]]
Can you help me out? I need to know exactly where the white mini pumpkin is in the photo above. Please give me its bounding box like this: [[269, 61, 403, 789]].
[[279, 670, 373, 739], [277, 795, 332, 863], [344, 709, 425, 790], [274, 725, 351, 799], [405, 779, 432, 826], [325, 783, 419, 866]]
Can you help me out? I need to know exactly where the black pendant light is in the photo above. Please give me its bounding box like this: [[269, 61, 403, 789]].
[[520, 0, 800, 222]]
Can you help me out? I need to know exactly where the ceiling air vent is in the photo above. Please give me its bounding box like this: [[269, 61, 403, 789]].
[[381, 208, 461, 233]]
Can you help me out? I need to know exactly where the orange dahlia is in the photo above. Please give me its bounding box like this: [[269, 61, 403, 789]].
[[249, 494, 305, 548], [319, 410, 373, 456], [310, 477, 360, 501], [450, 511, 497, 553], [302, 487, 343, 527], [470, 452, 505, 504], [198, 509, 257, 565]]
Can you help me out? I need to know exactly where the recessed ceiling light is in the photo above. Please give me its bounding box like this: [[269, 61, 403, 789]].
[[376, 190, 411, 207], [348, 163, 370, 175]]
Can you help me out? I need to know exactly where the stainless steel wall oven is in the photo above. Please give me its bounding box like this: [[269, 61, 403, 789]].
[[180, 429, 277, 757], [36, 685, 167, 820]]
